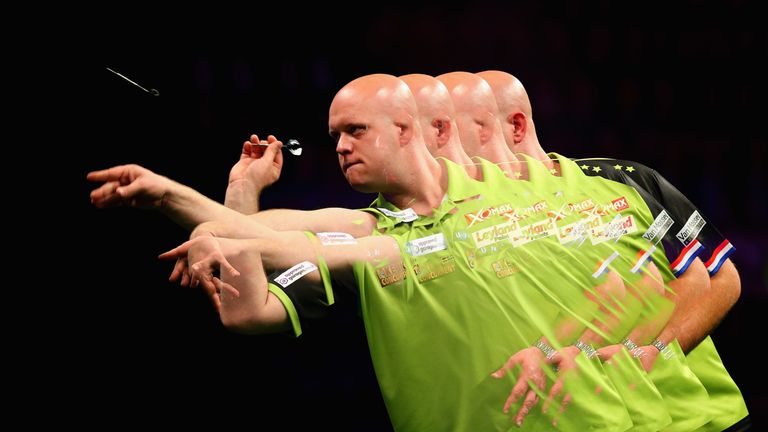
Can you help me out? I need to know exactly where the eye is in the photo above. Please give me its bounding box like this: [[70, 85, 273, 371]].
[[348, 124, 368, 136], [329, 130, 340, 143]]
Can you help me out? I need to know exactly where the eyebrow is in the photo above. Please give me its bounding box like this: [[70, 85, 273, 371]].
[[329, 122, 368, 136]]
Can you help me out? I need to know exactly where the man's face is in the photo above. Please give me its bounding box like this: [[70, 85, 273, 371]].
[[329, 94, 396, 193]]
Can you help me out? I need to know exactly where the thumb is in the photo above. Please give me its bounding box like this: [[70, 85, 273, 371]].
[[115, 180, 143, 200], [264, 140, 283, 160]]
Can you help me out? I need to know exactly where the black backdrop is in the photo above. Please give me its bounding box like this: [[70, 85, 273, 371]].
[[65, 3, 766, 429]]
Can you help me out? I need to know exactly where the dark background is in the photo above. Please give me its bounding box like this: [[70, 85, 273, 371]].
[[66, 2, 766, 429]]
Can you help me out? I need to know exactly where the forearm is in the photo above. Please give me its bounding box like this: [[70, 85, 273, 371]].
[[225, 179, 260, 214], [219, 245, 288, 334], [248, 208, 376, 237], [647, 258, 710, 351], [656, 259, 739, 353], [192, 214, 275, 241], [162, 181, 244, 231]]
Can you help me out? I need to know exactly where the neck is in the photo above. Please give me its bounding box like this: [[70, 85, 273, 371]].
[[437, 141, 479, 180], [473, 140, 520, 177], [382, 151, 446, 215], [514, 136, 553, 169]]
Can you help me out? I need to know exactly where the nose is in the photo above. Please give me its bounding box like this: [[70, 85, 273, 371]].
[[336, 134, 353, 155]]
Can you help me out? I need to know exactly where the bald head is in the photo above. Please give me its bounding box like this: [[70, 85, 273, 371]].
[[437, 72, 500, 117], [399, 74, 458, 152], [331, 73, 419, 121], [399, 74, 456, 121], [329, 74, 432, 195], [477, 70, 543, 157], [477, 70, 532, 118], [436, 71, 509, 157]]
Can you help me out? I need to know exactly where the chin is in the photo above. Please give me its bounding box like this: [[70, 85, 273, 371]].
[[347, 179, 376, 193], [345, 174, 376, 193]]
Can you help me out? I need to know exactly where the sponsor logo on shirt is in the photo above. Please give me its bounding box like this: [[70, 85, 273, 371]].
[[557, 215, 602, 246], [464, 203, 516, 227], [316, 232, 357, 245], [505, 201, 548, 223], [406, 233, 447, 256], [274, 261, 318, 288], [548, 197, 626, 221], [549, 198, 596, 221], [376, 263, 407, 287], [591, 215, 638, 244], [642, 210, 674, 244], [464, 201, 548, 227], [413, 255, 456, 283], [511, 218, 555, 247], [611, 196, 630, 212], [472, 221, 517, 248], [675, 211, 706, 246], [492, 258, 521, 278]]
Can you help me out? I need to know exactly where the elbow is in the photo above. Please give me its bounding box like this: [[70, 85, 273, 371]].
[[221, 312, 279, 335]]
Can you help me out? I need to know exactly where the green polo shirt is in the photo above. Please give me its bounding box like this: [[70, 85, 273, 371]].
[[355, 159, 632, 431]]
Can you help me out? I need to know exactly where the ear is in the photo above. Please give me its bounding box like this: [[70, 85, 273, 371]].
[[432, 116, 452, 147], [508, 112, 528, 144], [395, 119, 414, 145], [478, 111, 496, 143], [395, 113, 416, 145]]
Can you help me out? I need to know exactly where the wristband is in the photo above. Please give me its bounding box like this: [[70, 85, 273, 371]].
[[621, 337, 646, 358], [574, 340, 598, 359], [652, 338, 675, 359], [534, 339, 557, 360]]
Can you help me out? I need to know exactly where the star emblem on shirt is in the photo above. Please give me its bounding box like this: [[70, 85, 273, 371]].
[[549, 168, 558, 175], [613, 164, 623, 170], [592, 166, 602, 173], [626, 166, 636, 172], [514, 171, 522, 178], [554, 190, 564, 198], [580, 164, 589, 170]]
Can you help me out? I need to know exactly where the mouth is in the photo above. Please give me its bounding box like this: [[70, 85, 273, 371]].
[[342, 161, 362, 173]]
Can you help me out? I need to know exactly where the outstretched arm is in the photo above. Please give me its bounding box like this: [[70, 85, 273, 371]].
[[162, 227, 401, 333], [88, 164, 247, 231]]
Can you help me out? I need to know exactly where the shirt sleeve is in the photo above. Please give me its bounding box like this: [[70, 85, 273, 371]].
[[578, 158, 734, 276]]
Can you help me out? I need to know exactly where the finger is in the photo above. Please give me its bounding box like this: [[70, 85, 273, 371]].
[[114, 178, 145, 201], [213, 277, 240, 297], [274, 140, 284, 166], [90, 181, 123, 206], [267, 134, 278, 143], [515, 390, 539, 427], [250, 134, 260, 144], [242, 141, 252, 157], [543, 378, 565, 413], [491, 353, 521, 378], [158, 240, 192, 260], [559, 393, 572, 414], [200, 277, 217, 296], [503, 378, 529, 414], [86, 166, 126, 182], [263, 140, 283, 162], [201, 277, 218, 298], [180, 270, 190, 287], [221, 259, 241, 278], [169, 258, 187, 282], [491, 366, 508, 379]]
